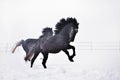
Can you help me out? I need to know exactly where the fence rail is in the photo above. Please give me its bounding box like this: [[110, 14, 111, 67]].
[[75, 42, 120, 50], [0, 41, 120, 53]]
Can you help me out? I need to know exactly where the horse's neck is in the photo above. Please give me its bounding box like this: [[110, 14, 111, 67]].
[[59, 24, 72, 41]]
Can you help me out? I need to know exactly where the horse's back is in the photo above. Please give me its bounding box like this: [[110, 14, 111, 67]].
[[22, 39, 38, 53], [25, 39, 38, 44]]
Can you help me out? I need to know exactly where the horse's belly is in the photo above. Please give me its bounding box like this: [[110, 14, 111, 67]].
[[42, 40, 68, 53], [49, 50, 61, 54], [46, 47, 61, 53], [42, 45, 62, 53]]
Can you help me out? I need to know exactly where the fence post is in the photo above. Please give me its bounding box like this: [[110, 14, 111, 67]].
[[119, 40, 120, 53], [90, 41, 93, 51], [5, 43, 8, 53]]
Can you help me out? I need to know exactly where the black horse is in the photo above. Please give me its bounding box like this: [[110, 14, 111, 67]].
[[25, 17, 79, 68]]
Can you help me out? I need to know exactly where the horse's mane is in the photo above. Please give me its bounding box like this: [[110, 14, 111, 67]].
[[39, 27, 53, 39], [54, 17, 79, 34], [42, 27, 53, 35]]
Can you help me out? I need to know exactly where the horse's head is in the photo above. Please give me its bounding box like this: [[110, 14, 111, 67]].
[[68, 18, 79, 42], [69, 26, 78, 42], [54, 17, 79, 42]]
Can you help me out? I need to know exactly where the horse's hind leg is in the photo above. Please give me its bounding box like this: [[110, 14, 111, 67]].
[[63, 50, 74, 62], [31, 52, 39, 68], [42, 53, 49, 69], [24, 48, 35, 61]]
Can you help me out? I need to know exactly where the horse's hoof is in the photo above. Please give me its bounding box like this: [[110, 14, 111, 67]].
[[42, 64, 47, 69], [44, 67, 47, 69], [69, 59, 74, 62], [71, 60, 74, 62], [24, 57, 28, 62], [28, 59, 31, 61]]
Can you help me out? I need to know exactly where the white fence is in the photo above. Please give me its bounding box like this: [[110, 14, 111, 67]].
[[0, 41, 120, 53], [74, 41, 120, 54], [75, 42, 120, 50]]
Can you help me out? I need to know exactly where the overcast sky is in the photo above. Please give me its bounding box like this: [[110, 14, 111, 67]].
[[0, 0, 120, 43]]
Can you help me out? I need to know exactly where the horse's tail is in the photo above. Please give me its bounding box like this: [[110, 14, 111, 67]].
[[12, 40, 24, 53]]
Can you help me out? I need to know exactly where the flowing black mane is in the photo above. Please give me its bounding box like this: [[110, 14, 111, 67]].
[[42, 27, 53, 35], [55, 17, 79, 34]]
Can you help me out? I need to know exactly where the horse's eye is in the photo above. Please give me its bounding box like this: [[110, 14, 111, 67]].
[[75, 29, 78, 32]]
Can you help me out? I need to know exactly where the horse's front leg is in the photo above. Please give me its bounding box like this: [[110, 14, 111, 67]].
[[63, 50, 74, 62], [42, 53, 49, 69], [67, 45, 76, 59]]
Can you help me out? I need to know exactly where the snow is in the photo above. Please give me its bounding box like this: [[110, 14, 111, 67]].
[[0, 48, 120, 80]]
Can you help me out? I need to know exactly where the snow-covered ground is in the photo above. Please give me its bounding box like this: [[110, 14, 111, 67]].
[[0, 45, 120, 80]]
